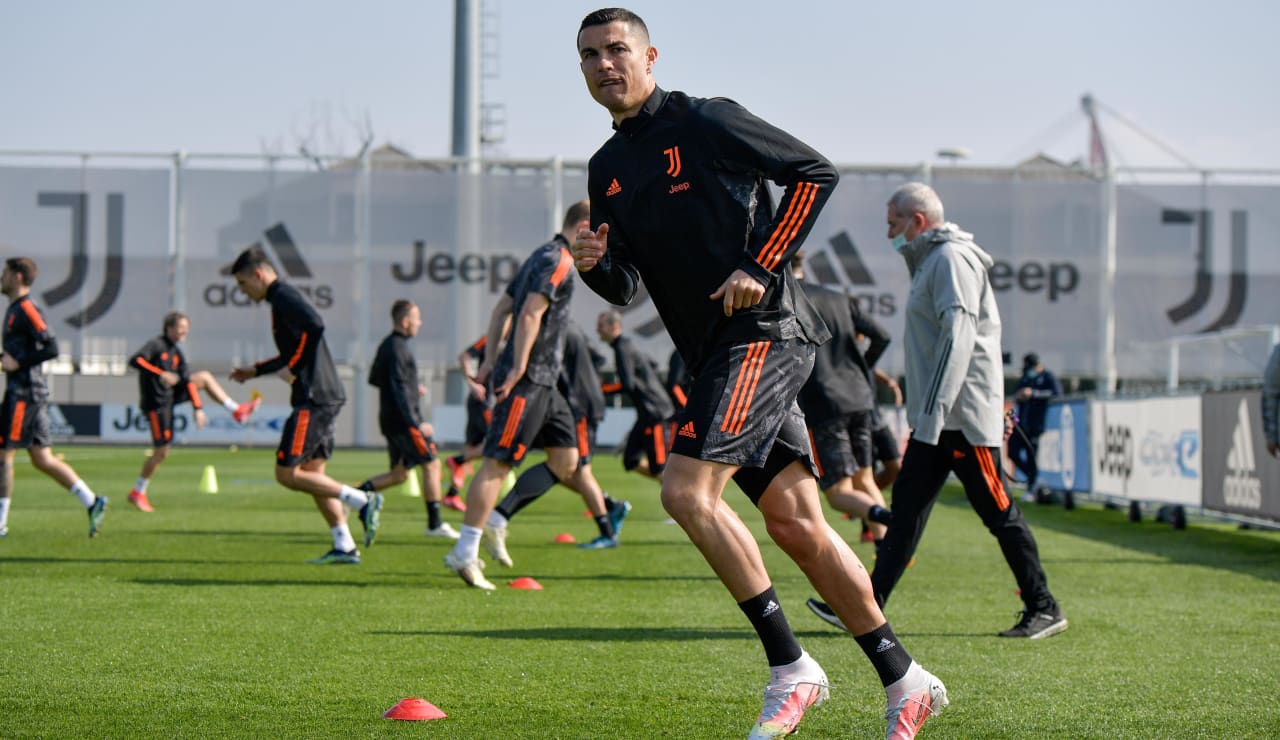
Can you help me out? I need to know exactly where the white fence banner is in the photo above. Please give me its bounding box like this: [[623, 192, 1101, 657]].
[[99, 403, 296, 446], [1090, 396, 1202, 504]]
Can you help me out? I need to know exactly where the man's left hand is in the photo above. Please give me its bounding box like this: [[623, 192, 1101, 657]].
[[709, 269, 765, 317]]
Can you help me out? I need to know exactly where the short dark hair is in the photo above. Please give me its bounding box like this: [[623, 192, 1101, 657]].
[[228, 244, 275, 276], [563, 199, 591, 231], [391, 299, 416, 323], [5, 257, 38, 287], [578, 8, 649, 44], [163, 311, 189, 331]]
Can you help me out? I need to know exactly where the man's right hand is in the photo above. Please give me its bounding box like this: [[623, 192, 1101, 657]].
[[230, 367, 255, 383], [159, 371, 180, 387], [572, 223, 609, 271]]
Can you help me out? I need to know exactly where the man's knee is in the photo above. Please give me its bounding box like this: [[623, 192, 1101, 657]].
[[546, 449, 578, 481], [190, 370, 213, 388], [274, 466, 299, 488], [150, 445, 171, 462]]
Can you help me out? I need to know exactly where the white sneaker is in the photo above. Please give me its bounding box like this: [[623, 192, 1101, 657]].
[[884, 662, 947, 740], [443, 549, 495, 590], [482, 523, 513, 567], [748, 653, 829, 739], [425, 522, 460, 539]]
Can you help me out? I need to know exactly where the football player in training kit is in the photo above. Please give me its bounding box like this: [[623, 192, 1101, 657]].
[[228, 245, 383, 565], [126, 311, 261, 512], [0, 257, 107, 538], [354, 299, 458, 540], [596, 309, 675, 479], [571, 9, 946, 738]]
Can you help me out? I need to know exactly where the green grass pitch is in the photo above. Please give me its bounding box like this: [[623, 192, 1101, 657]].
[[1, 445, 1277, 738]]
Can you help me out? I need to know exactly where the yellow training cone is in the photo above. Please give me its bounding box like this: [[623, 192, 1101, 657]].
[[400, 471, 422, 497], [199, 465, 219, 494]]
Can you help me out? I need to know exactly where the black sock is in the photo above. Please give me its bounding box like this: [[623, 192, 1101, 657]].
[[445, 484, 459, 497], [450, 454, 466, 466], [494, 463, 559, 521], [358, 479, 377, 493], [854, 622, 913, 686], [427, 501, 441, 530], [603, 494, 620, 511], [738, 586, 803, 667], [594, 514, 615, 538], [868, 505, 893, 525]]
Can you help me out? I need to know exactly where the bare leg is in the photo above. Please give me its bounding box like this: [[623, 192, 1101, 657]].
[[822, 471, 888, 540], [139, 444, 171, 480], [421, 459, 443, 503], [461, 458, 512, 529], [562, 461, 608, 517], [758, 461, 885, 636], [0, 449, 15, 500], [295, 458, 346, 526], [660, 453, 771, 601], [275, 462, 346, 498], [875, 458, 901, 492], [29, 445, 81, 488], [361, 465, 410, 491], [190, 370, 234, 406]]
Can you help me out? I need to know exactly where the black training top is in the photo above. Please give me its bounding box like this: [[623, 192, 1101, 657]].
[[369, 330, 422, 431], [2, 295, 58, 399], [492, 235, 575, 389], [798, 282, 889, 421], [130, 334, 202, 412], [559, 321, 607, 424], [604, 334, 675, 423], [253, 280, 345, 408], [581, 87, 834, 375]]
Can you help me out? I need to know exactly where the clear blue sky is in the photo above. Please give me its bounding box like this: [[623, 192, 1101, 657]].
[[2, 0, 1276, 168]]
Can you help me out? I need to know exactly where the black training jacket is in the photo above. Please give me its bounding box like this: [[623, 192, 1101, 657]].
[[581, 87, 834, 375], [798, 281, 889, 422], [254, 280, 345, 408], [130, 335, 201, 412], [2, 296, 58, 399], [604, 334, 675, 423], [369, 330, 422, 431]]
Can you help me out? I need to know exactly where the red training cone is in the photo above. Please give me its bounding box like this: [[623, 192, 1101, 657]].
[[582, 509, 594, 518], [382, 697, 447, 721], [509, 576, 544, 590], [553, 532, 576, 543]]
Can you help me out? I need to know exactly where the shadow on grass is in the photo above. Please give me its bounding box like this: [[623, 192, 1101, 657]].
[[133, 577, 378, 587], [935, 489, 1280, 584], [0, 556, 254, 566], [373, 625, 753, 641]]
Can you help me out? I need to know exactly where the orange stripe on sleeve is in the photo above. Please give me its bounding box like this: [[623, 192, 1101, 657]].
[[18, 301, 47, 333], [409, 426, 428, 454], [187, 382, 202, 409], [549, 248, 574, 287], [135, 358, 165, 376], [756, 182, 818, 270], [291, 409, 311, 457], [287, 332, 309, 370]]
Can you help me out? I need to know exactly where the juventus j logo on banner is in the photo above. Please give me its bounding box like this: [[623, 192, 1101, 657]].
[[37, 191, 125, 329], [1162, 208, 1248, 332]]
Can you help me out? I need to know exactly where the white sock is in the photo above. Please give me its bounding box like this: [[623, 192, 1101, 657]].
[[222, 399, 240, 413], [0, 497, 10, 528], [135, 477, 149, 493], [337, 485, 369, 510], [771, 650, 820, 683], [456, 524, 482, 560], [69, 479, 96, 508], [486, 511, 508, 529], [331, 524, 356, 552]]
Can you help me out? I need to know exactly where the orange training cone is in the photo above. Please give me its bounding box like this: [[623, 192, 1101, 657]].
[[553, 532, 576, 544], [509, 576, 543, 590], [382, 697, 447, 721]]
